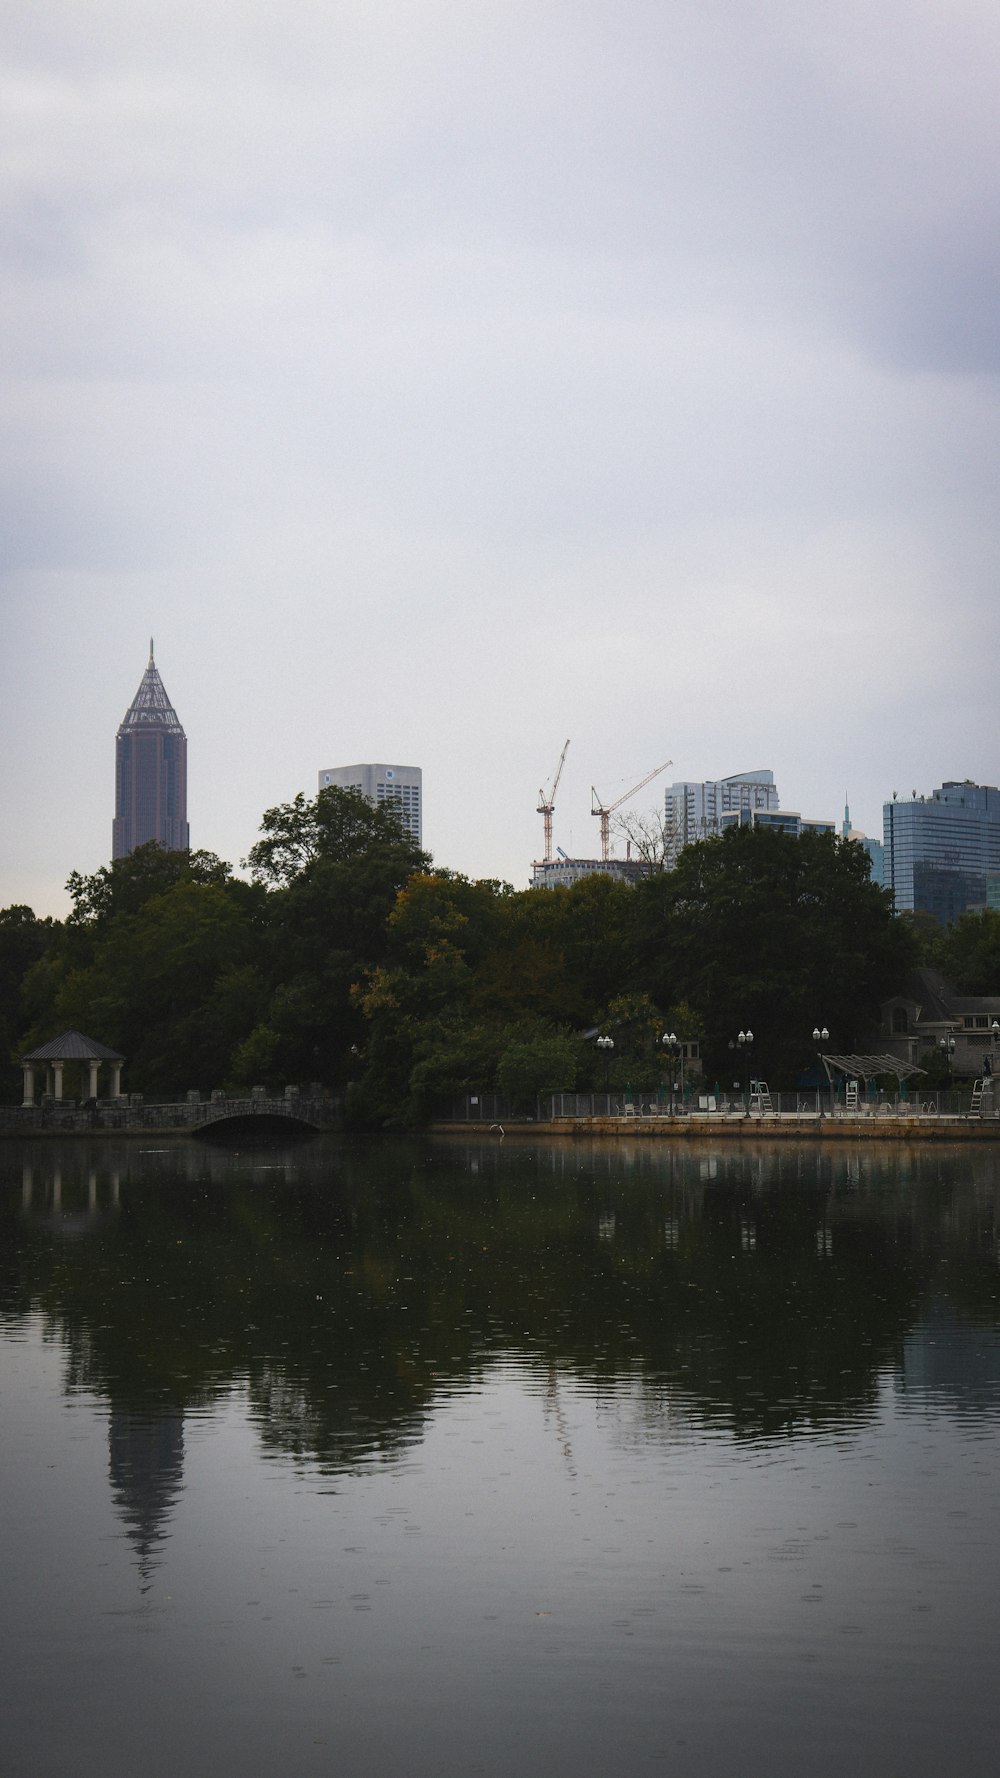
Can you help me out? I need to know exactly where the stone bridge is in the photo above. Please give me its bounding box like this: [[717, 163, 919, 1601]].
[[0, 1092, 341, 1138]]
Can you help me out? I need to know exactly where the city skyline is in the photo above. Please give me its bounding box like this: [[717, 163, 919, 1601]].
[[2, 2, 999, 914], [0, 622, 996, 916]]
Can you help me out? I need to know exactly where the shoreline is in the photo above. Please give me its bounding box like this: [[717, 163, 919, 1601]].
[[430, 1114, 1000, 1144], [1, 1113, 997, 1144]]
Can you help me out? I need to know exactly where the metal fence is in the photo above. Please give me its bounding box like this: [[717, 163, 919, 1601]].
[[436, 1086, 997, 1122], [544, 1087, 995, 1120]]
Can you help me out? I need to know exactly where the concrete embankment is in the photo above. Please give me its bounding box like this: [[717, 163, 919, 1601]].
[[431, 1115, 1000, 1143]]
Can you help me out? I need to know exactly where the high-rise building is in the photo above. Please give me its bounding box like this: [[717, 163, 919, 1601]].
[[842, 800, 885, 886], [719, 808, 835, 838], [884, 781, 1000, 922], [112, 642, 189, 859], [318, 762, 422, 846], [664, 770, 781, 859]]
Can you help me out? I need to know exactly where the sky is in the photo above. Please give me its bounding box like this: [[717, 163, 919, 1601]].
[[3, 0, 999, 916]]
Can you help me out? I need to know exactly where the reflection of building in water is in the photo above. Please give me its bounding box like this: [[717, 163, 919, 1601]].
[[20, 1161, 121, 1229], [108, 1408, 185, 1590], [900, 1306, 1000, 1411]]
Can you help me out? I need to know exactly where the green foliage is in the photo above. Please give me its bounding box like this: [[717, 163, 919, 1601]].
[[247, 788, 431, 1090], [496, 1031, 580, 1112], [0, 905, 59, 1101], [6, 799, 920, 1120], [634, 826, 914, 1084], [246, 784, 429, 887], [39, 881, 266, 1094], [934, 909, 1000, 995], [66, 843, 233, 925]]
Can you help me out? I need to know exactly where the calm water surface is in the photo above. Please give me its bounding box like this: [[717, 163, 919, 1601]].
[[3, 1134, 1000, 1777]]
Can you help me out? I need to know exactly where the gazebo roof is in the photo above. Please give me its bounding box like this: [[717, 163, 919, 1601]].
[[22, 1030, 125, 1063]]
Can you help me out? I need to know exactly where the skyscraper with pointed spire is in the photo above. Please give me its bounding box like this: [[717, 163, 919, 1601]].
[[112, 641, 189, 859]]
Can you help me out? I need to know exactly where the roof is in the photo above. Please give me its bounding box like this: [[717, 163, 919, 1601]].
[[822, 1051, 926, 1083], [889, 968, 1000, 1023], [22, 1030, 125, 1063], [117, 641, 185, 735]]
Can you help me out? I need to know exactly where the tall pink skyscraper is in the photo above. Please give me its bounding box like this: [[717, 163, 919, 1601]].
[[112, 641, 189, 858]]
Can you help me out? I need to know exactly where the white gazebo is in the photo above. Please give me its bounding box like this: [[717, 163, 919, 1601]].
[[21, 1031, 125, 1106]]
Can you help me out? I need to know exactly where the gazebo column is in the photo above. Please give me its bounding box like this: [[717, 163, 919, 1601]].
[[88, 1058, 100, 1099], [109, 1061, 123, 1099], [22, 1064, 35, 1107], [52, 1061, 64, 1101]]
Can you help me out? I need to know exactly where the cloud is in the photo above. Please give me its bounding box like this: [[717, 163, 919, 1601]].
[[1, 1, 998, 909]]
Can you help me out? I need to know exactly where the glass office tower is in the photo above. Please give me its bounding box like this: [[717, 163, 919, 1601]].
[[884, 781, 1000, 922]]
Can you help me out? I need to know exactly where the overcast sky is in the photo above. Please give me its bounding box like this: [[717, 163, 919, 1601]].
[[3, 0, 998, 915]]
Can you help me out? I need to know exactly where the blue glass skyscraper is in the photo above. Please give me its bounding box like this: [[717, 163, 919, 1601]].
[[884, 781, 1000, 922]]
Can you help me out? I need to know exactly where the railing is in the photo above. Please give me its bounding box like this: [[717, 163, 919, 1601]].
[[434, 1087, 996, 1123]]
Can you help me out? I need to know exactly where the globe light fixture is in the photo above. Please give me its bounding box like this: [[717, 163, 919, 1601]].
[[597, 1034, 614, 1097], [661, 1031, 680, 1116]]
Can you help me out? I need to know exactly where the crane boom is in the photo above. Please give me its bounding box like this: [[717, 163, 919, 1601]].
[[591, 759, 672, 860], [537, 739, 570, 865]]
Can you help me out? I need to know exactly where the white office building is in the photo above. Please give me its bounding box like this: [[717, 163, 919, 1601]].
[[318, 762, 422, 846], [664, 770, 781, 859]]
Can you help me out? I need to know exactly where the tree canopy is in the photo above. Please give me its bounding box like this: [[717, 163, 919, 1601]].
[[2, 810, 929, 1117]]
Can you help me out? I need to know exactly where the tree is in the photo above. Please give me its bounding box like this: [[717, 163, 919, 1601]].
[[634, 825, 914, 1085], [0, 906, 60, 1101], [38, 880, 264, 1094], [496, 1030, 581, 1113], [611, 805, 682, 873], [246, 785, 428, 888], [934, 909, 1000, 995], [239, 788, 431, 1090], [66, 844, 233, 925]]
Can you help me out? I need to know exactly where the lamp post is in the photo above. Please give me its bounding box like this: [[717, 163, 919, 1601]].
[[661, 1032, 681, 1116], [732, 1029, 753, 1108], [939, 1035, 956, 1107], [597, 1035, 614, 1103], [812, 1025, 830, 1116]]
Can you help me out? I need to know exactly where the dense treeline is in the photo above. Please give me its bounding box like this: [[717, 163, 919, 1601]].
[[6, 782, 984, 1120]]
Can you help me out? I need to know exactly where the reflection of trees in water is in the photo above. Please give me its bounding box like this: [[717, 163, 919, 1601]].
[[3, 1135, 1000, 1474]]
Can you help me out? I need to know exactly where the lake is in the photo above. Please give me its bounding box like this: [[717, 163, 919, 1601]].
[[3, 1133, 1000, 1777]]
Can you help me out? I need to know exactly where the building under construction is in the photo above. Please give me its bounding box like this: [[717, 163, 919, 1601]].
[[530, 855, 647, 890], [531, 743, 671, 889]]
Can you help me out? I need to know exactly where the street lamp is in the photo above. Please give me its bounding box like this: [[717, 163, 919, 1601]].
[[939, 1035, 956, 1104], [812, 1025, 830, 1115], [661, 1032, 681, 1116], [733, 1029, 754, 1106], [597, 1034, 614, 1101]]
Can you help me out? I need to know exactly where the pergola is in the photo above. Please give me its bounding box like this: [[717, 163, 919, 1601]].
[[21, 1031, 124, 1106], [820, 1051, 927, 1087]]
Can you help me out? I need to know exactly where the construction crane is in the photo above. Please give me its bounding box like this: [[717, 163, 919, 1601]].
[[537, 739, 570, 864], [591, 760, 672, 860]]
